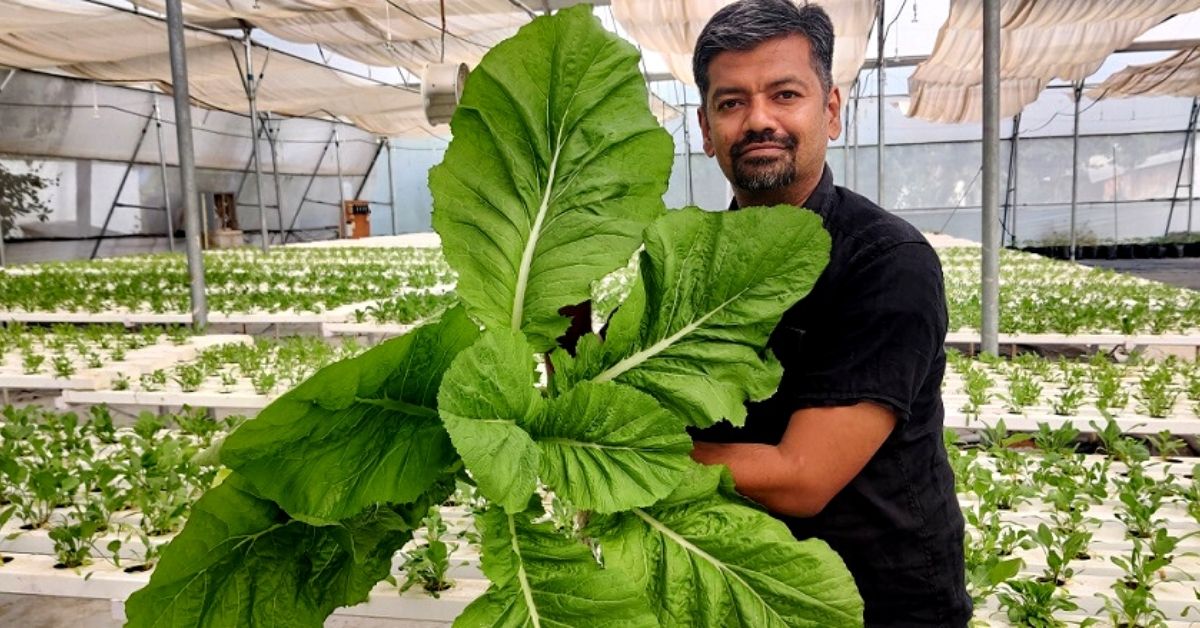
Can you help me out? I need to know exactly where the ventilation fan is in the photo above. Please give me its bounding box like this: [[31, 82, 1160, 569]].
[[422, 63, 469, 126]]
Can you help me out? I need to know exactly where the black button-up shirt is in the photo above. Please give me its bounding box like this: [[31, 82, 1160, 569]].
[[692, 165, 972, 627]]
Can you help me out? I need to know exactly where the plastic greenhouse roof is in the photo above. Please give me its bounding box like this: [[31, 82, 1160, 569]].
[[906, 0, 1200, 124], [1087, 46, 1200, 100]]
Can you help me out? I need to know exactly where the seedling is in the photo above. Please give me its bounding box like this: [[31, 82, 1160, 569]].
[[997, 577, 1079, 627], [397, 506, 458, 597], [219, 370, 238, 393], [173, 364, 206, 393], [21, 351, 45, 374], [140, 369, 168, 392], [1001, 369, 1042, 414], [961, 366, 993, 415], [1136, 364, 1181, 419], [250, 370, 277, 396]]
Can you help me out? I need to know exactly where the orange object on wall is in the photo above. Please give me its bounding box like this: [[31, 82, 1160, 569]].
[[343, 200, 370, 239]]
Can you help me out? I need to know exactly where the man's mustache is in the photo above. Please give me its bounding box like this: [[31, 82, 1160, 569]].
[[731, 131, 797, 158]]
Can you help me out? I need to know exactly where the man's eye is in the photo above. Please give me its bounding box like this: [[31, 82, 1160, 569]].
[[717, 100, 740, 110], [777, 91, 799, 100]]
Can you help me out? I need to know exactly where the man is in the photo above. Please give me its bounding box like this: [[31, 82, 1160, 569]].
[[686, 1, 971, 626]]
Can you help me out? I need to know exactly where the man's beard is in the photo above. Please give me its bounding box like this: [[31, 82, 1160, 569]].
[[730, 131, 798, 192]]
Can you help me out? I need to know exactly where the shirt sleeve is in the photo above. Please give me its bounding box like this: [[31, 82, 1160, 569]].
[[775, 241, 947, 422]]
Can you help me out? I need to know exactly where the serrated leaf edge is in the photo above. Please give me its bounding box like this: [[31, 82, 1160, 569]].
[[631, 507, 853, 625]]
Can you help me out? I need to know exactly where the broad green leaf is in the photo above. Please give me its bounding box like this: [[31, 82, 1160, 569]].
[[552, 206, 830, 427], [439, 330, 543, 513], [530, 381, 693, 513], [125, 473, 451, 628], [429, 4, 673, 352], [219, 307, 479, 523], [592, 466, 863, 628], [454, 504, 657, 628]]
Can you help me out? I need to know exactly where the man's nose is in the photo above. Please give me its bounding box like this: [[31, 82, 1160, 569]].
[[744, 97, 776, 134]]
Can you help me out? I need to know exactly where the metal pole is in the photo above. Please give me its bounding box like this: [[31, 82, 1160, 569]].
[[1164, 98, 1198, 237], [90, 113, 154, 260], [354, 139, 386, 200], [265, 112, 285, 245], [153, 97, 176, 253], [1189, 111, 1197, 234], [876, 0, 885, 208], [681, 100, 694, 206], [1069, 82, 1082, 261], [842, 83, 852, 185], [165, 0, 208, 329], [333, 127, 347, 239], [0, 70, 11, 265], [1112, 146, 1119, 241], [242, 29, 269, 252], [852, 81, 860, 191], [980, 0, 1001, 355], [386, 138, 397, 235], [1006, 113, 1021, 248]]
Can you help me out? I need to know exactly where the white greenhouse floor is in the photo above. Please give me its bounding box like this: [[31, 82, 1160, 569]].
[[285, 233, 442, 249], [0, 594, 450, 628]]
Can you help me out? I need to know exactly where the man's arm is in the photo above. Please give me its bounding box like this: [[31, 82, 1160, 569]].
[[691, 402, 896, 517]]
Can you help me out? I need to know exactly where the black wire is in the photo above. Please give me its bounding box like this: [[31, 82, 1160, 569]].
[[936, 165, 983, 234], [383, 0, 496, 50], [858, 0, 911, 89]]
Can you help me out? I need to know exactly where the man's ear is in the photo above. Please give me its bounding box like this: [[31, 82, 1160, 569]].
[[826, 85, 843, 141], [698, 105, 715, 157]]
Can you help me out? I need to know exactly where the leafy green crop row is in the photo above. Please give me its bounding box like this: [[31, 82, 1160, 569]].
[[4, 404, 1198, 625], [0, 248, 453, 314], [110, 336, 367, 396], [0, 405, 237, 569], [949, 423, 1200, 626], [946, 351, 1200, 419], [941, 248, 1200, 334]]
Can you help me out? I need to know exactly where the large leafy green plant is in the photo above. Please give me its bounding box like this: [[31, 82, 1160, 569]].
[[124, 6, 862, 626]]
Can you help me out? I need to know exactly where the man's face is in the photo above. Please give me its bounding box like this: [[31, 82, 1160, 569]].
[[698, 35, 842, 202]]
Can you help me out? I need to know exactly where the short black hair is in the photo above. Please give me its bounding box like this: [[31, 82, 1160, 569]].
[[692, 0, 835, 105]]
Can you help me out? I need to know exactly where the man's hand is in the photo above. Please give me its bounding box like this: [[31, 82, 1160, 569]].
[[690, 402, 896, 517]]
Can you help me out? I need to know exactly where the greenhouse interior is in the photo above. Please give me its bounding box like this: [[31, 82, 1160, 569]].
[[1, 0, 1200, 626]]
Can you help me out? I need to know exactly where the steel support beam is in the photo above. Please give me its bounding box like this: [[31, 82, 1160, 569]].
[[165, 0, 208, 328], [1191, 113, 1197, 234], [283, 129, 335, 243], [264, 112, 286, 245], [852, 81, 860, 191], [0, 71, 17, 265], [980, 0, 1001, 355], [681, 95, 694, 206], [241, 29, 269, 252], [153, 97, 176, 253], [1002, 113, 1021, 248], [386, 138, 397, 235], [354, 138, 386, 200], [1069, 82, 1082, 261], [90, 111, 154, 260], [333, 127, 347, 239], [876, 0, 885, 208], [1165, 97, 1199, 236]]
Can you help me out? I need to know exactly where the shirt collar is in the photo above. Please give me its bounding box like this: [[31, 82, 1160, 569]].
[[727, 164, 835, 215]]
